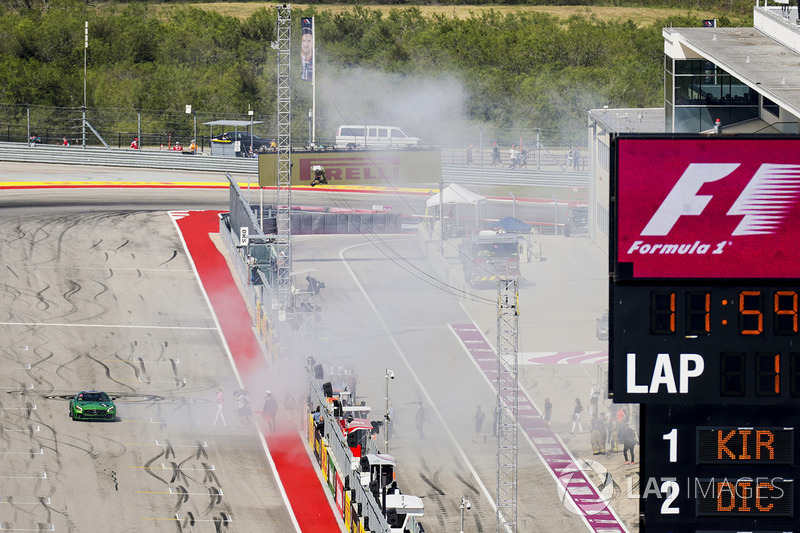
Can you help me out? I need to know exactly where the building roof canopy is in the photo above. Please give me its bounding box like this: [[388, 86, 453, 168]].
[[664, 23, 800, 119]]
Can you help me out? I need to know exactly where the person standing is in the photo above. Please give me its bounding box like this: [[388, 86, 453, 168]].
[[570, 398, 583, 434], [590, 415, 606, 454], [623, 422, 637, 464], [590, 382, 601, 403], [236, 390, 252, 427], [589, 395, 598, 420], [473, 405, 486, 443], [543, 397, 553, 431], [573, 146, 581, 171], [466, 145, 473, 165], [491, 142, 501, 166], [615, 412, 628, 453], [262, 390, 278, 432], [387, 401, 396, 438], [213, 386, 226, 427], [415, 402, 425, 439], [344, 369, 358, 403]]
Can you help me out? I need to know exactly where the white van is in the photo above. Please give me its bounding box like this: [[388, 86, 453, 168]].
[[335, 125, 420, 150]]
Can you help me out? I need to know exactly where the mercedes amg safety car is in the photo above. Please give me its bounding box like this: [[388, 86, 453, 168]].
[[69, 391, 116, 421]]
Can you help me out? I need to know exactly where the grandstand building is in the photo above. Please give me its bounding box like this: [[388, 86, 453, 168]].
[[587, 2, 800, 252]]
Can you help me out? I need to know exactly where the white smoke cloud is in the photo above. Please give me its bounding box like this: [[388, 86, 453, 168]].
[[316, 66, 480, 144]]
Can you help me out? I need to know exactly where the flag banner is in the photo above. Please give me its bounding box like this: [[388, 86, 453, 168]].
[[301, 17, 313, 82]]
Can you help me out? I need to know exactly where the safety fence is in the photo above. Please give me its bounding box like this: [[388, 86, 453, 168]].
[[306, 368, 394, 533], [0, 103, 262, 152], [0, 103, 585, 172], [306, 366, 426, 533]]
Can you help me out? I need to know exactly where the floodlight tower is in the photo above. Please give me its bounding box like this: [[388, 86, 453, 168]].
[[274, 4, 292, 316], [496, 276, 519, 532]]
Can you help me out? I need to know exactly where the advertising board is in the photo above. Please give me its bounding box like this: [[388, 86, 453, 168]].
[[258, 149, 442, 187]]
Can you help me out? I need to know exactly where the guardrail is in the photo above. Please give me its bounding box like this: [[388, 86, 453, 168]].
[[443, 164, 588, 187], [0, 142, 588, 187], [0, 142, 258, 174]]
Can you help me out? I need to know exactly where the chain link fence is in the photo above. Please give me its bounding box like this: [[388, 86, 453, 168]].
[[0, 104, 277, 152], [0, 103, 584, 166]]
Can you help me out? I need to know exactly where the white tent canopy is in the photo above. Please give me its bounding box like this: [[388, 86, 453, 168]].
[[426, 183, 486, 208]]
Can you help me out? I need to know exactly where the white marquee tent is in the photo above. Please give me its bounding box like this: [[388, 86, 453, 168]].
[[425, 184, 486, 237], [425, 183, 486, 208]]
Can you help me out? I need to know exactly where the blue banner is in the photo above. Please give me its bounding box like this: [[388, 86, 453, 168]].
[[301, 17, 313, 82]]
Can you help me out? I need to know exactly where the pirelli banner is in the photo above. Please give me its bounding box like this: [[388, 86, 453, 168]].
[[258, 148, 442, 187]]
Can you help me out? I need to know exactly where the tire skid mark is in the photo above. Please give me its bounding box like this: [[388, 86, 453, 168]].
[[58, 279, 81, 319], [27, 346, 55, 373], [79, 277, 111, 324], [205, 485, 223, 512], [418, 473, 445, 496], [40, 430, 95, 459], [83, 353, 136, 393], [114, 353, 144, 383], [3, 221, 27, 251], [4, 265, 20, 279], [25, 351, 56, 394], [0, 282, 22, 307], [34, 283, 52, 312], [92, 434, 127, 460], [143, 449, 169, 485], [455, 472, 480, 495], [154, 250, 179, 269], [432, 466, 443, 493], [27, 224, 52, 263], [22, 418, 62, 470], [155, 341, 169, 363], [160, 436, 228, 527], [55, 353, 83, 386], [137, 358, 150, 385], [54, 216, 82, 264]]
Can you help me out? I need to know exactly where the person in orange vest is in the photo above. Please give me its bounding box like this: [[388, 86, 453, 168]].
[[130, 137, 138, 150], [189, 139, 197, 153]]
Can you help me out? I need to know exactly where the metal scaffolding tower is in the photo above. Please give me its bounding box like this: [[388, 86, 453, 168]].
[[274, 4, 292, 317], [496, 276, 519, 532]]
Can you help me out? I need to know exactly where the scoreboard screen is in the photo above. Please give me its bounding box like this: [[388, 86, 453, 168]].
[[696, 427, 793, 464], [612, 283, 800, 403], [609, 135, 800, 533], [642, 405, 797, 531], [610, 135, 800, 404]]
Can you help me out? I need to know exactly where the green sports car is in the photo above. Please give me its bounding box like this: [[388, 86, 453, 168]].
[[69, 391, 116, 421]]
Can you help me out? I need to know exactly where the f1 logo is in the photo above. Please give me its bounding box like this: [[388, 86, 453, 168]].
[[642, 163, 800, 237]]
